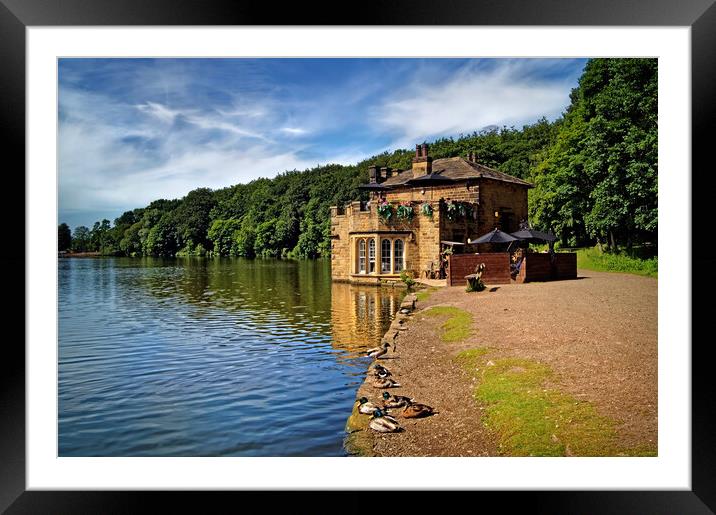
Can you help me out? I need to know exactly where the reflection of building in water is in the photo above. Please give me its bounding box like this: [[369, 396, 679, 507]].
[[330, 282, 402, 355]]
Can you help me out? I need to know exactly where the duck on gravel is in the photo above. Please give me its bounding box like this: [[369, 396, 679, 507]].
[[372, 377, 401, 389], [402, 402, 436, 418], [365, 341, 391, 359], [371, 363, 392, 378], [382, 391, 413, 409], [356, 397, 381, 415], [368, 409, 401, 433]]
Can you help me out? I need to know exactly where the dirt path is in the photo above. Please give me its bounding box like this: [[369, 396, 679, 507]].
[[352, 269, 657, 456]]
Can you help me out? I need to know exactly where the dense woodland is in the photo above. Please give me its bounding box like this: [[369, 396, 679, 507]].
[[59, 58, 657, 258]]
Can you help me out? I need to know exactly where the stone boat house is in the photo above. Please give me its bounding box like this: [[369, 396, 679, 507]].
[[330, 143, 533, 284]]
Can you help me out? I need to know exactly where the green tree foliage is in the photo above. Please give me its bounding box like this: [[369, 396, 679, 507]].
[[58, 223, 72, 251], [71, 59, 656, 257], [71, 226, 91, 252], [530, 58, 657, 249]]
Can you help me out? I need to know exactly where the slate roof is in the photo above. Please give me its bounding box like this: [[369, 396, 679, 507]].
[[380, 157, 533, 188]]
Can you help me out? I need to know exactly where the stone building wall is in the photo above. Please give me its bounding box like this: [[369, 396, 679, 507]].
[[330, 178, 530, 283], [330, 199, 442, 283]]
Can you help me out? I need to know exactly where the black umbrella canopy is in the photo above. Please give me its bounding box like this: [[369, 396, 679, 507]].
[[510, 228, 556, 242], [468, 228, 519, 244]]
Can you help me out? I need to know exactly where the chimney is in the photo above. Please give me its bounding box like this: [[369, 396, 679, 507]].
[[380, 166, 391, 181], [412, 142, 433, 178], [368, 165, 379, 184], [468, 152, 473, 162]]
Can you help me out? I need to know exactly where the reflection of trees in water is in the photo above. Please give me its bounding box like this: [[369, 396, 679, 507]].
[[130, 257, 333, 331], [331, 282, 404, 355], [103, 257, 403, 357]]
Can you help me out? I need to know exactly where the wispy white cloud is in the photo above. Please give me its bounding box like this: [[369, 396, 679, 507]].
[[280, 127, 308, 136], [376, 59, 580, 149]]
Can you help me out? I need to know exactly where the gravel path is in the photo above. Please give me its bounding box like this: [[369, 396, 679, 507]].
[[354, 269, 657, 456]]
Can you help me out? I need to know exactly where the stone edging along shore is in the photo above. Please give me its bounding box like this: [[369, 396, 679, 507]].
[[343, 292, 418, 456]]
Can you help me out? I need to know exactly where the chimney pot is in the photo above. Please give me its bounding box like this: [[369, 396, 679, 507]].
[[380, 166, 389, 180], [415, 145, 421, 158], [421, 143, 428, 157]]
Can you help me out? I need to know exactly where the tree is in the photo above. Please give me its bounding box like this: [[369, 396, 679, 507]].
[[529, 58, 657, 249], [71, 226, 91, 252], [58, 223, 72, 251], [207, 219, 242, 256], [174, 188, 216, 253]]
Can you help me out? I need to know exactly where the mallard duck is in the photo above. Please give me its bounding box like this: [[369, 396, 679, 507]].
[[366, 341, 391, 359], [356, 396, 380, 415], [402, 402, 436, 418], [372, 363, 392, 378], [368, 409, 401, 433], [372, 377, 401, 389], [382, 391, 413, 409]]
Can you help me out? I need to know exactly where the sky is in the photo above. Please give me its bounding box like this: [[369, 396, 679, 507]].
[[58, 58, 587, 229]]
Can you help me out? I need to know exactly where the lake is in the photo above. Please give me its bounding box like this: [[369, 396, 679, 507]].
[[58, 257, 404, 456]]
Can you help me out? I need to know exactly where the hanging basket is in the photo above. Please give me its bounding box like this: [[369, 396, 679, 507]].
[[396, 203, 414, 221], [377, 203, 393, 222]]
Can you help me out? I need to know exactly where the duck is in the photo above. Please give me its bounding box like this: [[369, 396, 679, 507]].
[[366, 341, 391, 359], [402, 402, 436, 418], [371, 363, 392, 378], [355, 396, 380, 415], [368, 409, 401, 433], [382, 391, 413, 409], [372, 377, 401, 389]]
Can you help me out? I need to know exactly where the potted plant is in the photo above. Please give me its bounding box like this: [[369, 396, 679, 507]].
[[420, 202, 433, 217]]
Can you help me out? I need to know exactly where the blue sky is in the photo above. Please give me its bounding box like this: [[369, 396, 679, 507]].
[[58, 58, 587, 229]]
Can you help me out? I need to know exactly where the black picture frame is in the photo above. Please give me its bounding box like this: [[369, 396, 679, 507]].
[[2, 1, 713, 512]]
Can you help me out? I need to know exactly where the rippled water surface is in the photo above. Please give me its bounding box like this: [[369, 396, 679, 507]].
[[59, 257, 404, 456]]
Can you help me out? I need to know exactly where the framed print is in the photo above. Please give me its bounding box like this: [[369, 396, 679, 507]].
[[2, 0, 714, 512]]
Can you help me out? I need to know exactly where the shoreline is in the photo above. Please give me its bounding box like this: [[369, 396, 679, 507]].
[[344, 289, 499, 457], [344, 270, 657, 457]]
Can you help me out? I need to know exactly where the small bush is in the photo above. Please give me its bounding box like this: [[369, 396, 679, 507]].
[[400, 270, 416, 289]]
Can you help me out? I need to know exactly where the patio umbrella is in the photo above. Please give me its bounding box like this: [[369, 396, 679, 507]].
[[510, 227, 556, 242], [468, 228, 519, 244]]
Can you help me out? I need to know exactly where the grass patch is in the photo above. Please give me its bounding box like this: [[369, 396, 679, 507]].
[[415, 287, 438, 302], [425, 306, 473, 342], [574, 247, 657, 278], [453, 347, 489, 368], [455, 350, 654, 457]]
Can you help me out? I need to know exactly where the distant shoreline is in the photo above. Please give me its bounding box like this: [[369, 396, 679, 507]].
[[58, 251, 102, 258]]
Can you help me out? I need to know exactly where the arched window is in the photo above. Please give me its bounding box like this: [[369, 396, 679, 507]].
[[358, 239, 366, 273], [368, 239, 376, 273], [381, 239, 392, 273], [394, 239, 404, 273]]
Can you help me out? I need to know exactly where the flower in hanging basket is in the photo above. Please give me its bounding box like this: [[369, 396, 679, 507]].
[[445, 200, 458, 221], [377, 201, 393, 221], [396, 201, 414, 221], [421, 202, 433, 217], [457, 202, 467, 219]]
